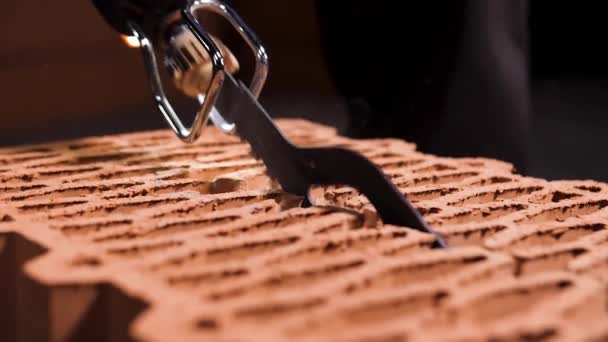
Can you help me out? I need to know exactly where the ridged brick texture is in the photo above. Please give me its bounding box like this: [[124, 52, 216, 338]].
[[1, 119, 607, 341]]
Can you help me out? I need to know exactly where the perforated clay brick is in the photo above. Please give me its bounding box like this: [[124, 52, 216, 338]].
[[1, 119, 607, 341]]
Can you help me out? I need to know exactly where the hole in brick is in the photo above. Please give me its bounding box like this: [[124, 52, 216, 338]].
[[518, 329, 558, 341], [268, 231, 420, 266], [454, 278, 574, 324], [95, 166, 174, 181], [518, 200, 608, 225], [149, 181, 212, 196], [167, 268, 249, 289], [106, 240, 184, 258], [313, 215, 363, 234], [469, 176, 514, 186], [124, 135, 176, 145], [551, 191, 580, 203], [516, 247, 588, 276], [265, 259, 364, 288], [449, 186, 543, 206], [97, 202, 279, 243], [129, 147, 252, 166], [148, 236, 299, 273], [417, 207, 442, 215], [505, 223, 606, 250], [574, 185, 602, 193], [1, 152, 62, 165], [103, 181, 212, 200], [346, 253, 487, 293], [68, 142, 115, 150], [374, 158, 425, 170], [313, 222, 346, 235], [173, 159, 263, 181], [74, 151, 143, 164], [92, 197, 189, 217], [195, 318, 220, 331], [58, 219, 133, 237], [2, 167, 100, 184], [126, 152, 202, 166], [23, 160, 72, 169], [38, 166, 103, 180], [10, 182, 142, 202], [96, 216, 242, 243], [475, 328, 559, 342], [71, 256, 103, 267], [155, 193, 287, 218], [412, 164, 457, 174], [362, 152, 402, 159], [380, 238, 437, 257], [4, 147, 53, 154], [290, 288, 447, 338], [235, 297, 325, 321], [445, 225, 508, 246], [405, 187, 460, 202], [205, 236, 300, 263], [20, 174, 34, 182], [437, 204, 527, 225], [206, 211, 326, 237], [208, 259, 365, 301], [1, 214, 14, 222], [337, 290, 448, 326], [395, 171, 479, 188], [461, 160, 487, 167], [17, 199, 89, 212]]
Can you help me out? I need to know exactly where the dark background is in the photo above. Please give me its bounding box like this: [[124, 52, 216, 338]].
[[528, 2, 608, 182], [1, 1, 607, 181]]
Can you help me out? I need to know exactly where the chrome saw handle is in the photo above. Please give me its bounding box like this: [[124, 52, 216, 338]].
[[123, 0, 268, 142], [183, 1, 269, 98]]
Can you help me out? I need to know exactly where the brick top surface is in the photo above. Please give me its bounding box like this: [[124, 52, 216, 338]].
[[1, 119, 607, 341]]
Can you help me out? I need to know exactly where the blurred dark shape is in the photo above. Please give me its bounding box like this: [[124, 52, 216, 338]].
[[317, 0, 530, 173]]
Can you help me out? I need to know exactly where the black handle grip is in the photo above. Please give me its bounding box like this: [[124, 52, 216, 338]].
[[91, 0, 185, 36]]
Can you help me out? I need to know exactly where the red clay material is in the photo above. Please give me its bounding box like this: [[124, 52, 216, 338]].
[[0, 119, 606, 341]]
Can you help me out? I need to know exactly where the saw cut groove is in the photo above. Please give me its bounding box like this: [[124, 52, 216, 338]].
[[1, 119, 607, 341]]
